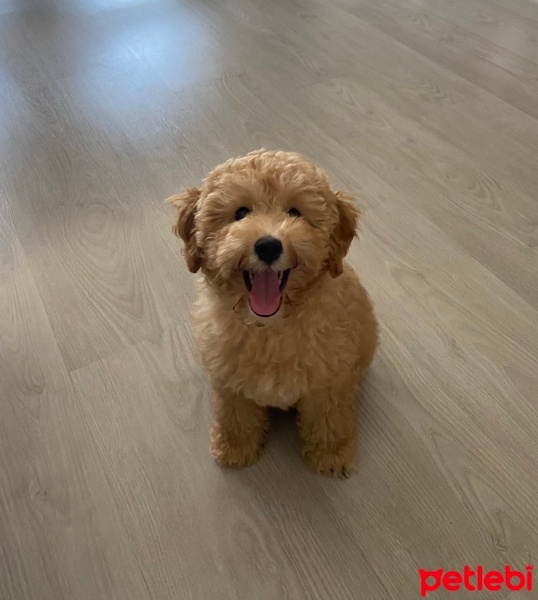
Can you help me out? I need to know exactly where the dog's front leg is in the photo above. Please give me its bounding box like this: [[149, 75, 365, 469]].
[[297, 387, 358, 478], [210, 389, 270, 468]]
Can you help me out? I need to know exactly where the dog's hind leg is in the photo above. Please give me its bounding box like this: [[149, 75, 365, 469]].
[[210, 389, 270, 469]]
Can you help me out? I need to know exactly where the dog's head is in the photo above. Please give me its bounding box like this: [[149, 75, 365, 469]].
[[170, 150, 359, 320]]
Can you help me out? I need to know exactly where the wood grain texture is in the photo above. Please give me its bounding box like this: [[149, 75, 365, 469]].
[[0, 269, 150, 600], [0, 196, 26, 275], [411, 0, 538, 62], [339, 0, 538, 119], [1, 0, 538, 598], [16, 203, 196, 370]]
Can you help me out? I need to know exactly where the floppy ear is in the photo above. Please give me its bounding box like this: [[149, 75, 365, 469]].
[[327, 190, 360, 278], [168, 188, 202, 273]]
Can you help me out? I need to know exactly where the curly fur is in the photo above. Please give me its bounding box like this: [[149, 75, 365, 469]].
[[170, 150, 378, 477]]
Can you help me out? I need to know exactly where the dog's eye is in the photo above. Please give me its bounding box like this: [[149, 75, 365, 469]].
[[235, 207, 250, 221], [287, 208, 301, 218]]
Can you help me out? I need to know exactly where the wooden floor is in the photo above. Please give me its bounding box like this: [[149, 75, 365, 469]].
[[1, 0, 538, 598]]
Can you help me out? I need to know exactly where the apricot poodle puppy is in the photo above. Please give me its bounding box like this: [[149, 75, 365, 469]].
[[170, 149, 378, 477]]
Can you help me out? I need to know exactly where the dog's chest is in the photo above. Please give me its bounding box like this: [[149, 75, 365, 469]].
[[197, 318, 332, 408]]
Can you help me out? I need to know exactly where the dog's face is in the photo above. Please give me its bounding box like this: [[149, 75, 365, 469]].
[[170, 150, 359, 320]]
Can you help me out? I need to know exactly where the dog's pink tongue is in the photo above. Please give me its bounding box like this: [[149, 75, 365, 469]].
[[249, 270, 281, 316]]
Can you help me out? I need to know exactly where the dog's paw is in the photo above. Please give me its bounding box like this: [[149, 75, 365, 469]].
[[302, 444, 354, 478], [210, 423, 265, 469]]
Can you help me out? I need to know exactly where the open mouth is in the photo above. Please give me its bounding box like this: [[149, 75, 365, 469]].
[[242, 269, 291, 317]]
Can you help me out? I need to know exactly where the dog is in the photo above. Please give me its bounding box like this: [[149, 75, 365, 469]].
[[170, 149, 378, 477]]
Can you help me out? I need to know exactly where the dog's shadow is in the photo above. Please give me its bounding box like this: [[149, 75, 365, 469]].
[[268, 406, 298, 439]]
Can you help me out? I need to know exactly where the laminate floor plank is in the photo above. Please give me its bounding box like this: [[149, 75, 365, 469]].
[[0, 268, 151, 600], [477, 0, 538, 24], [407, 0, 538, 63], [0, 69, 175, 218], [420, 92, 538, 198], [339, 0, 538, 119], [17, 202, 195, 371], [0, 196, 26, 275], [216, 0, 483, 121]]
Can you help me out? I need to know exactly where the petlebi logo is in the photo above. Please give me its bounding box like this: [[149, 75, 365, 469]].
[[418, 564, 533, 596]]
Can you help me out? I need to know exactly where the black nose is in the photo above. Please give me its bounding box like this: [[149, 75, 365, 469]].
[[254, 236, 283, 264]]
